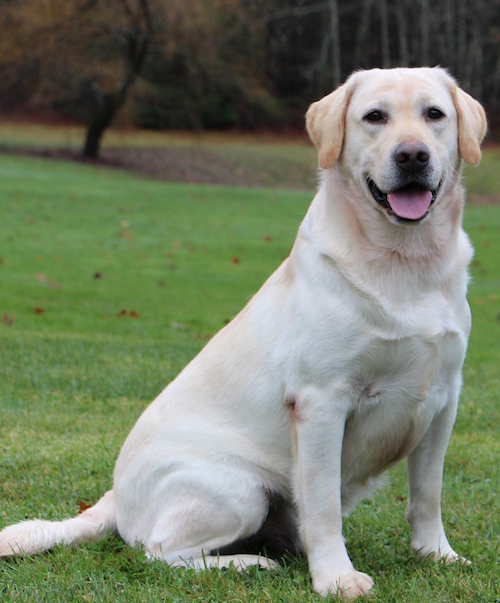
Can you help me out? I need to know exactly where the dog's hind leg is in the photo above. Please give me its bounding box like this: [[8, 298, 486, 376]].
[[116, 464, 278, 570]]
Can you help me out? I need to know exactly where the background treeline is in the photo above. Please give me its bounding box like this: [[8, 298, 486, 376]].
[[1, 0, 500, 157]]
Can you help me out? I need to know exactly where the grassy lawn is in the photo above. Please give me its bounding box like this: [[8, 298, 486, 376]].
[[0, 150, 499, 602]]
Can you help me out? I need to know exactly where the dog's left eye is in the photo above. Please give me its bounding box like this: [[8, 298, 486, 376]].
[[427, 107, 445, 120], [363, 110, 387, 123]]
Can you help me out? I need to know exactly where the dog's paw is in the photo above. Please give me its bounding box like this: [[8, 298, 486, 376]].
[[313, 570, 374, 599], [438, 551, 471, 566], [415, 546, 471, 566], [253, 556, 279, 570]]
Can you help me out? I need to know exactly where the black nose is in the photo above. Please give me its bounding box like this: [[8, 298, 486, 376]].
[[394, 142, 430, 173]]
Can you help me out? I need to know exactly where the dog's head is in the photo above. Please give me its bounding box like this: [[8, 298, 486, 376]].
[[306, 68, 487, 226]]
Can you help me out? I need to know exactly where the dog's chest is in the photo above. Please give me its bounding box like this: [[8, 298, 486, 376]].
[[347, 326, 462, 408], [337, 301, 468, 482]]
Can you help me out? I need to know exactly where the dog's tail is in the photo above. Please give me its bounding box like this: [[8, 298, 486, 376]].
[[0, 490, 116, 557]]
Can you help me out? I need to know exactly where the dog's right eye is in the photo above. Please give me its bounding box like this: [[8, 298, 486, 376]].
[[363, 110, 387, 123], [427, 107, 445, 120]]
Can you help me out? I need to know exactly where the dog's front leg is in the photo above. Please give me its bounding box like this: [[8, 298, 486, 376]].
[[292, 389, 374, 599], [406, 393, 469, 564]]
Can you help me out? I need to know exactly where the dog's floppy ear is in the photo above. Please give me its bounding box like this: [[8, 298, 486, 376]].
[[306, 80, 356, 169], [451, 86, 487, 166]]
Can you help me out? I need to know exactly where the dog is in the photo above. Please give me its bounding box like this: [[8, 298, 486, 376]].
[[0, 67, 486, 599]]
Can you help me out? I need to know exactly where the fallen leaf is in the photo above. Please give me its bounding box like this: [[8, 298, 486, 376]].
[[232, 257, 241, 264], [1, 313, 13, 325], [34, 307, 45, 314], [262, 235, 273, 242], [93, 272, 103, 279], [117, 309, 139, 318], [78, 501, 92, 514]]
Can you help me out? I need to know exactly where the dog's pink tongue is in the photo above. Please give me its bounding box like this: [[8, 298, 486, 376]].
[[387, 189, 432, 220]]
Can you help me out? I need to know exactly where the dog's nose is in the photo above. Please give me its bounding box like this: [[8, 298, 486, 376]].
[[394, 142, 430, 173]]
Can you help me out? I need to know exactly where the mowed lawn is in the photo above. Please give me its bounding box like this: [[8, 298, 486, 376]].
[[0, 151, 499, 602]]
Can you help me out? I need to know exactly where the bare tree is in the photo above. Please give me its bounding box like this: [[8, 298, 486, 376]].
[[82, 0, 154, 157], [0, 0, 157, 158]]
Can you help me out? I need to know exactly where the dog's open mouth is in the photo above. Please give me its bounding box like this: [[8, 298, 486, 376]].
[[367, 179, 441, 222]]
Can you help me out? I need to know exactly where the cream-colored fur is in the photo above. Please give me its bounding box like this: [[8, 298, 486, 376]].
[[0, 68, 486, 599]]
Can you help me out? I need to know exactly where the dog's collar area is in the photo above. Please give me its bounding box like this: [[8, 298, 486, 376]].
[[367, 178, 441, 223]]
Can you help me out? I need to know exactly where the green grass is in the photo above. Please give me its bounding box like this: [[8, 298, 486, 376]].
[[0, 152, 499, 602]]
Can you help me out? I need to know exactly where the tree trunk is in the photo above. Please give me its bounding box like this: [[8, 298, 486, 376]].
[[353, 0, 373, 68], [395, 0, 409, 66], [81, 64, 146, 159], [444, 0, 455, 73], [466, 0, 483, 99], [457, 0, 468, 86], [379, 0, 390, 68], [329, 0, 342, 89], [82, 96, 117, 159], [420, 0, 430, 65], [83, 124, 105, 159]]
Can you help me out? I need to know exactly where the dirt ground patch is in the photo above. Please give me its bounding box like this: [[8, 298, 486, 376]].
[[0, 141, 318, 191]]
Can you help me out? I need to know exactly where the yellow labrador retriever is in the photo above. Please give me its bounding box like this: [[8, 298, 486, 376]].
[[0, 67, 486, 599]]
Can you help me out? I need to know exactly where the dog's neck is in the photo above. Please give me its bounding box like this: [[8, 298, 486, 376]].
[[297, 166, 472, 301]]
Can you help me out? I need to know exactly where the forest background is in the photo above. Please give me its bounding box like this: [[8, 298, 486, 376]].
[[1, 0, 500, 158]]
